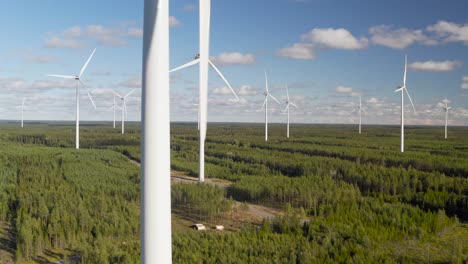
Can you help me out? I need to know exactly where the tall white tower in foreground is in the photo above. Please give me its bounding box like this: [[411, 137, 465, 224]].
[[141, 0, 172, 263]]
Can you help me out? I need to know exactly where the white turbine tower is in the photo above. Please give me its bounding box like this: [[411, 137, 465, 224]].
[[262, 71, 281, 141], [442, 98, 451, 139], [395, 54, 416, 153], [47, 48, 97, 149], [354, 95, 367, 134], [112, 89, 136, 134], [283, 84, 299, 138], [110, 94, 121, 129], [142, 0, 171, 263], [17, 98, 25, 128], [169, 0, 238, 183]]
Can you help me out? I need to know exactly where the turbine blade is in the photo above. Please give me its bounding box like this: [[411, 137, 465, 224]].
[[283, 104, 289, 113], [47, 74, 76, 79], [112, 90, 123, 98], [264, 70, 269, 93], [79, 80, 97, 110], [260, 97, 267, 110], [268, 93, 281, 104], [169, 58, 200, 73], [362, 108, 368, 114], [124, 89, 137, 98], [286, 84, 289, 100], [79, 48, 96, 78], [404, 88, 416, 113], [395, 87, 404, 92], [290, 102, 299, 109], [208, 60, 239, 100], [87, 91, 97, 110]]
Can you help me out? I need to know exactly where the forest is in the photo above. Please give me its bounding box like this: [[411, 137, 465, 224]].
[[0, 121, 467, 263]]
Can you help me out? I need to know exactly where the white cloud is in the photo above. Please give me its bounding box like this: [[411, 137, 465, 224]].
[[210, 52, 256, 66], [212, 86, 232, 96], [23, 55, 61, 64], [369, 25, 435, 49], [336, 86, 353, 94], [169, 16, 182, 27], [276, 43, 315, 60], [44, 20, 176, 48], [118, 76, 141, 88], [408, 60, 462, 72], [427, 20, 468, 45], [366, 97, 384, 105], [237, 85, 257, 96], [128, 28, 143, 38], [301, 28, 368, 50], [90, 88, 114, 95], [44, 37, 87, 49], [183, 4, 197, 12], [462, 76, 468, 89]]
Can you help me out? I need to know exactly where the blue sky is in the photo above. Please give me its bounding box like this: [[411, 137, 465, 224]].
[[0, 0, 467, 125]]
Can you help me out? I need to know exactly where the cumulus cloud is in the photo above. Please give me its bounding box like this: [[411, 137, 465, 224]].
[[23, 55, 61, 64], [169, 16, 182, 27], [462, 76, 468, 89], [237, 85, 257, 96], [408, 60, 462, 72], [183, 4, 197, 12], [118, 76, 141, 88], [44, 37, 87, 49], [212, 86, 233, 96], [210, 52, 256, 66], [366, 97, 383, 105], [336, 86, 353, 94], [276, 43, 315, 60], [127, 28, 143, 38], [44, 19, 181, 48], [427, 20, 468, 45], [301, 28, 368, 50], [369, 25, 436, 49]]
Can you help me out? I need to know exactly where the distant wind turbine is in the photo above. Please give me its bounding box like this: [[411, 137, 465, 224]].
[[47, 48, 97, 149], [394, 54, 416, 153], [283, 84, 299, 138], [112, 89, 136, 134], [169, 0, 239, 183], [110, 93, 121, 129], [17, 98, 25, 128], [442, 98, 451, 139], [354, 95, 367, 134], [262, 71, 281, 141]]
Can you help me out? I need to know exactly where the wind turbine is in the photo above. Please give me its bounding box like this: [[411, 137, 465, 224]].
[[112, 89, 136, 134], [395, 54, 416, 153], [169, 0, 239, 183], [17, 98, 25, 128], [142, 0, 171, 262], [110, 94, 120, 129], [354, 95, 367, 134], [283, 84, 299, 138], [47, 48, 97, 149], [262, 71, 280, 141], [442, 98, 451, 139]]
